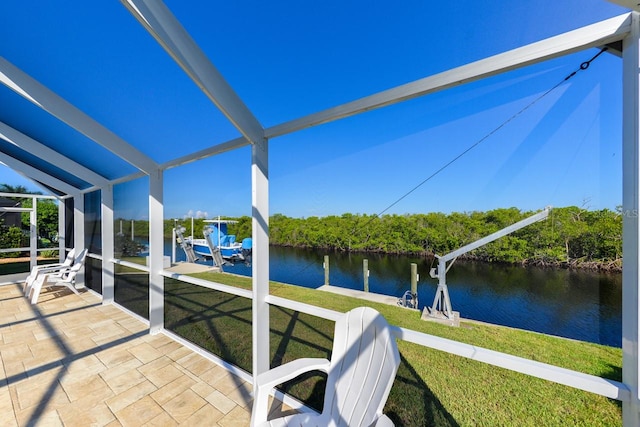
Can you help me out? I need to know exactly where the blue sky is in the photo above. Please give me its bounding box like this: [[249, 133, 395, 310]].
[[0, 1, 629, 219]]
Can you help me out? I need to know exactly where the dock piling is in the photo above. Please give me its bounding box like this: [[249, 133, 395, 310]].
[[323, 255, 330, 286], [363, 259, 369, 292], [411, 263, 418, 296]]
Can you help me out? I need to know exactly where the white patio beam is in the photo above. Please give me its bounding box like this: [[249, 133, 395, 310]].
[[266, 13, 632, 139], [0, 121, 109, 188], [0, 57, 158, 175], [160, 136, 248, 170], [0, 153, 80, 196], [151, 14, 631, 172], [121, 0, 264, 145]]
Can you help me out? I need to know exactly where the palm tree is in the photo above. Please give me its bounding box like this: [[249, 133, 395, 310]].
[[0, 184, 42, 200], [0, 183, 43, 194]]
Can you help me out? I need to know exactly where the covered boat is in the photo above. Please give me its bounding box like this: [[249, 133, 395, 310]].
[[190, 217, 252, 263]]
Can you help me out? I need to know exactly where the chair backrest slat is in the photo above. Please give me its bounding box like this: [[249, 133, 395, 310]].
[[61, 249, 88, 281], [324, 307, 400, 427], [61, 247, 76, 267]]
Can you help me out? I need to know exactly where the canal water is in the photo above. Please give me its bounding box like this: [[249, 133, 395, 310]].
[[170, 243, 622, 347]]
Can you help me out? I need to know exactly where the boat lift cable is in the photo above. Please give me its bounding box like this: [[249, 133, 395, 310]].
[[366, 46, 609, 225], [287, 47, 608, 277]]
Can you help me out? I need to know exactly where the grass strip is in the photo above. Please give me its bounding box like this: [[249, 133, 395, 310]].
[[171, 271, 621, 426]]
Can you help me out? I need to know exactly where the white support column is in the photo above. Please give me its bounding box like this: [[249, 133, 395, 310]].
[[102, 185, 115, 304], [149, 169, 164, 334], [73, 194, 86, 288], [29, 196, 37, 269], [623, 11, 640, 427], [58, 199, 65, 262], [252, 138, 270, 379]]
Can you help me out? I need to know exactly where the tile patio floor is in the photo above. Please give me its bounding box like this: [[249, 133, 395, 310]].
[[0, 282, 255, 426]]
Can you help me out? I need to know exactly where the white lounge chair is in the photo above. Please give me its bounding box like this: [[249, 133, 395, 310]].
[[251, 306, 400, 427], [24, 248, 76, 296], [29, 249, 87, 304]]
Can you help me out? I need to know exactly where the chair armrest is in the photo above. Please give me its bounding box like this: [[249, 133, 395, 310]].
[[36, 263, 63, 269], [251, 358, 330, 426], [34, 264, 66, 273], [373, 414, 395, 427], [257, 358, 330, 391]]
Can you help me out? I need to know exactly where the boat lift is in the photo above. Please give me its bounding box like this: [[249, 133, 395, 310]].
[[204, 227, 227, 270], [424, 206, 551, 325], [175, 226, 199, 263]]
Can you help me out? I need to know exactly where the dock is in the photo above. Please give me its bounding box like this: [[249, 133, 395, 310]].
[[317, 285, 417, 310], [165, 262, 220, 274]]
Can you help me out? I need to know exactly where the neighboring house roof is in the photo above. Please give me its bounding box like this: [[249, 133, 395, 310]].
[[0, 197, 20, 208]]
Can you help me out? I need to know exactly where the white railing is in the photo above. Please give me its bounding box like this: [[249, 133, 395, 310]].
[[112, 258, 150, 273], [0, 247, 64, 254], [159, 270, 252, 299], [0, 247, 30, 253], [159, 270, 631, 403], [83, 258, 630, 404], [265, 294, 630, 401]]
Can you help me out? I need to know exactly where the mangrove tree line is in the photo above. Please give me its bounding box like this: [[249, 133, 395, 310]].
[[267, 206, 622, 270]]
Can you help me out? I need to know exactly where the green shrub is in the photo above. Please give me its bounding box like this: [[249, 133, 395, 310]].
[[0, 226, 28, 258], [40, 249, 59, 258]]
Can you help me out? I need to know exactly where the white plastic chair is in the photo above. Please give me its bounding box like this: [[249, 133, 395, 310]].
[[251, 306, 400, 427], [29, 249, 87, 304], [24, 248, 75, 296]]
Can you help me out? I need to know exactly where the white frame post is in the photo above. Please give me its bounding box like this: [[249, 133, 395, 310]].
[[58, 198, 65, 262], [29, 195, 37, 269], [623, 11, 640, 427], [252, 138, 270, 379], [73, 194, 86, 287], [102, 185, 115, 303], [149, 169, 164, 334]]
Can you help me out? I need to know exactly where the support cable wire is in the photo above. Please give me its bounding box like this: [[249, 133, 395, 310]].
[[287, 47, 608, 277], [370, 46, 609, 222]]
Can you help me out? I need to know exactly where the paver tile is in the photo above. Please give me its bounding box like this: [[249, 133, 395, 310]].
[[115, 395, 164, 427], [150, 375, 197, 405], [105, 379, 157, 413], [101, 366, 146, 395], [205, 389, 237, 414], [181, 402, 225, 426], [163, 388, 207, 423], [217, 405, 251, 427], [128, 342, 162, 364]]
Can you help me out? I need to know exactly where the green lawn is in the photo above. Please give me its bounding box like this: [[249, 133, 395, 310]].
[[164, 271, 622, 426]]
